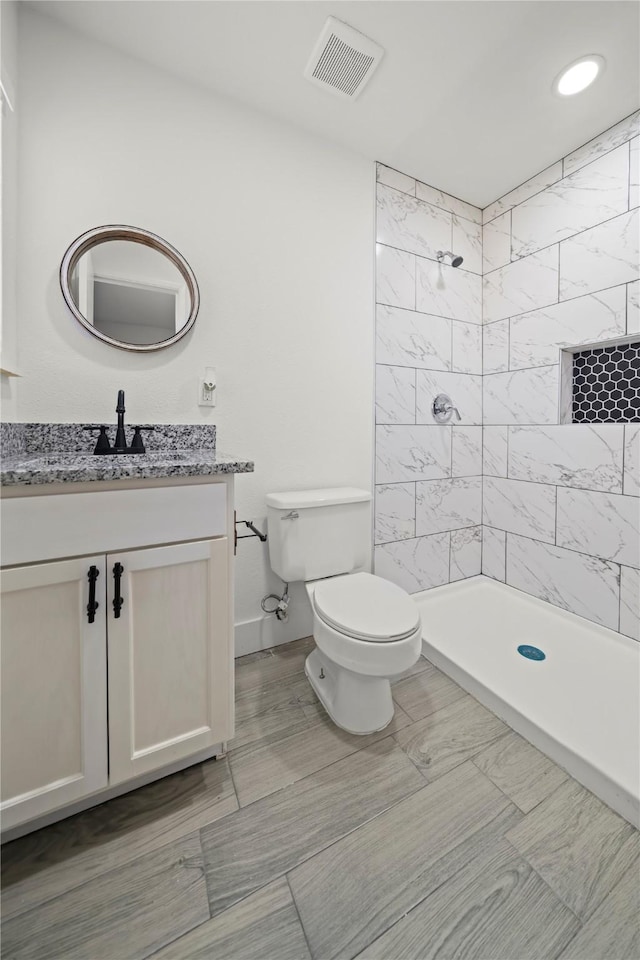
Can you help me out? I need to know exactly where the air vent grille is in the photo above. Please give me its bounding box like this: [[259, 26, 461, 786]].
[[304, 17, 384, 100]]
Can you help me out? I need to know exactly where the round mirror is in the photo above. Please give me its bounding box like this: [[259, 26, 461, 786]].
[[60, 225, 199, 351]]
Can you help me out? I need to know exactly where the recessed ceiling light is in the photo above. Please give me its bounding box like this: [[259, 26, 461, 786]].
[[553, 55, 605, 96]]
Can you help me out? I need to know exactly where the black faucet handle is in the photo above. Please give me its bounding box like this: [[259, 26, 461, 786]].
[[83, 425, 112, 454], [130, 425, 154, 454]]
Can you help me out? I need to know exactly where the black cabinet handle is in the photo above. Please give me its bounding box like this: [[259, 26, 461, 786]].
[[113, 563, 124, 618], [87, 565, 100, 623]]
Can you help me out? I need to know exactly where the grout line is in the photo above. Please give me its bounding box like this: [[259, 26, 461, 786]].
[[378, 522, 481, 550], [483, 207, 636, 281], [284, 874, 315, 957], [482, 109, 638, 223]]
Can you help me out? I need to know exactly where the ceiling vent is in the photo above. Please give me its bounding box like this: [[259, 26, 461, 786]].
[[304, 17, 384, 100]]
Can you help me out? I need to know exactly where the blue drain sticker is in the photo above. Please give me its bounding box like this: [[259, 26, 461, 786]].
[[517, 644, 546, 661]]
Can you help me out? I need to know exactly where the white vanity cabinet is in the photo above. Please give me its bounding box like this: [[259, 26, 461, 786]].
[[1, 556, 109, 827], [0, 476, 234, 833]]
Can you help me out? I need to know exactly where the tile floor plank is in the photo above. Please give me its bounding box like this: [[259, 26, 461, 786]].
[[200, 738, 425, 919], [506, 779, 640, 920], [558, 862, 640, 959], [234, 637, 315, 697], [473, 729, 569, 813], [392, 661, 467, 722], [229, 703, 413, 806], [1, 757, 236, 922], [1, 833, 209, 960], [152, 877, 311, 960], [235, 676, 318, 724], [287, 761, 520, 960], [354, 836, 580, 960], [393, 693, 509, 783]]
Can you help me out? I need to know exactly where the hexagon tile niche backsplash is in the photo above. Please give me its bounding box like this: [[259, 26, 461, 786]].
[[572, 342, 640, 423]]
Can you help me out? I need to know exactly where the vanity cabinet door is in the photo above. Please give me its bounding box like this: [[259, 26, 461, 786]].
[[0, 557, 108, 829], [107, 538, 232, 785]]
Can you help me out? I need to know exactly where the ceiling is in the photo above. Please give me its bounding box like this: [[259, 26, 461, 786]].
[[29, 0, 640, 207]]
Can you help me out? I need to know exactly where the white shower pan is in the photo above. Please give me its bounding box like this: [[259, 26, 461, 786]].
[[413, 576, 639, 827]]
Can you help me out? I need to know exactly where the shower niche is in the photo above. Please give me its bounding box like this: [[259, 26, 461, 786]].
[[560, 338, 640, 424]]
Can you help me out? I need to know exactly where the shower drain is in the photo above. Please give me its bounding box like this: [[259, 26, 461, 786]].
[[517, 644, 546, 661]]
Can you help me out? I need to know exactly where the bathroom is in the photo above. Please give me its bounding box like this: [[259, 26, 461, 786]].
[[1, 0, 639, 957]]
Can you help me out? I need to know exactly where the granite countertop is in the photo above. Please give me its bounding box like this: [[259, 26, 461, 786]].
[[0, 451, 254, 486], [0, 423, 254, 487]]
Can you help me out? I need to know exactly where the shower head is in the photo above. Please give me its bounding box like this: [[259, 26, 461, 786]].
[[436, 250, 464, 268]]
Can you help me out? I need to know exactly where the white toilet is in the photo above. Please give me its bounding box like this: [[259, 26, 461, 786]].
[[265, 487, 422, 735]]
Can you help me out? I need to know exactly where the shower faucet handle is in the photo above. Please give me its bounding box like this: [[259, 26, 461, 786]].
[[432, 393, 461, 423]]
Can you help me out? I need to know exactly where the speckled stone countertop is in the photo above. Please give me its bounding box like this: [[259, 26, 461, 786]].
[[0, 423, 254, 487]]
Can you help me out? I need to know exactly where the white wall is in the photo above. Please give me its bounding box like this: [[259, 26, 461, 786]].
[[14, 7, 375, 650], [1, 0, 19, 417]]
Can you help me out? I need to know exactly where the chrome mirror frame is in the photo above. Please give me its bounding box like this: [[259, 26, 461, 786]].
[[60, 224, 200, 352]]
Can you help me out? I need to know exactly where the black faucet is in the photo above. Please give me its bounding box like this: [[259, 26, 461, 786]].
[[83, 389, 154, 454], [114, 389, 128, 453]]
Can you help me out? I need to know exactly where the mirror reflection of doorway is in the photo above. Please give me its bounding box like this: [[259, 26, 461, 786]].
[[93, 279, 177, 345]]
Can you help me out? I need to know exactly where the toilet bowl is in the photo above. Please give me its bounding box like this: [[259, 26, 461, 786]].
[[265, 487, 422, 735], [305, 572, 422, 734]]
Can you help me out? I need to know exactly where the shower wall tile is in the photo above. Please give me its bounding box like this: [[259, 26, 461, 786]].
[[627, 280, 640, 335], [452, 321, 482, 374], [630, 136, 639, 209], [483, 211, 511, 273], [375, 176, 482, 592], [452, 215, 482, 275], [374, 483, 415, 544], [483, 320, 509, 373], [376, 244, 415, 309], [375, 425, 451, 484], [483, 245, 559, 323], [482, 161, 563, 224], [376, 305, 451, 371], [483, 426, 508, 477], [376, 163, 416, 197], [509, 286, 627, 370], [416, 181, 482, 224], [511, 146, 629, 259], [506, 534, 621, 631], [563, 110, 640, 177], [374, 534, 450, 594], [416, 256, 482, 323], [483, 477, 556, 543], [619, 566, 640, 641], [623, 425, 639, 497], [416, 370, 482, 425], [377, 183, 452, 260], [375, 365, 416, 424], [416, 477, 482, 536], [451, 425, 482, 477], [557, 488, 640, 569], [482, 527, 506, 582], [508, 425, 625, 494], [559, 208, 640, 301], [450, 526, 482, 581], [483, 366, 559, 425]]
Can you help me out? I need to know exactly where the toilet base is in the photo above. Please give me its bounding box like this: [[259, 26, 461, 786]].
[[305, 647, 395, 735]]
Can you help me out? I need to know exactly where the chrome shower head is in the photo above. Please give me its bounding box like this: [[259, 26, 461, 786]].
[[436, 250, 464, 268]]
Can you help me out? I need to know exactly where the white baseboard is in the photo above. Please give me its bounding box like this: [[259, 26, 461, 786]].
[[234, 608, 314, 658]]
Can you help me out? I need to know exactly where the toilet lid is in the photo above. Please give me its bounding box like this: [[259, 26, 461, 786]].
[[313, 572, 421, 642]]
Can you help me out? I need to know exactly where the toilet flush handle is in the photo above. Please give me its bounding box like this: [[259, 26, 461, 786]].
[[281, 511, 299, 520]]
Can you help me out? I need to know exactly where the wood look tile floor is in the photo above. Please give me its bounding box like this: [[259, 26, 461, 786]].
[[2, 639, 639, 960]]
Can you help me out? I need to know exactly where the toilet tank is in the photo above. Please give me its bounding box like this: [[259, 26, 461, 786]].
[[266, 487, 371, 582]]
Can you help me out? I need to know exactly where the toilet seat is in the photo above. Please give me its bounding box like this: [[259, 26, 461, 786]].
[[312, 572, 420, 643]]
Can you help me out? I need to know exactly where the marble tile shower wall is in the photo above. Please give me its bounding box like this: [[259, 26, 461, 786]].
[[481, 110, 640, 640], [374, 164, 484, 594]]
